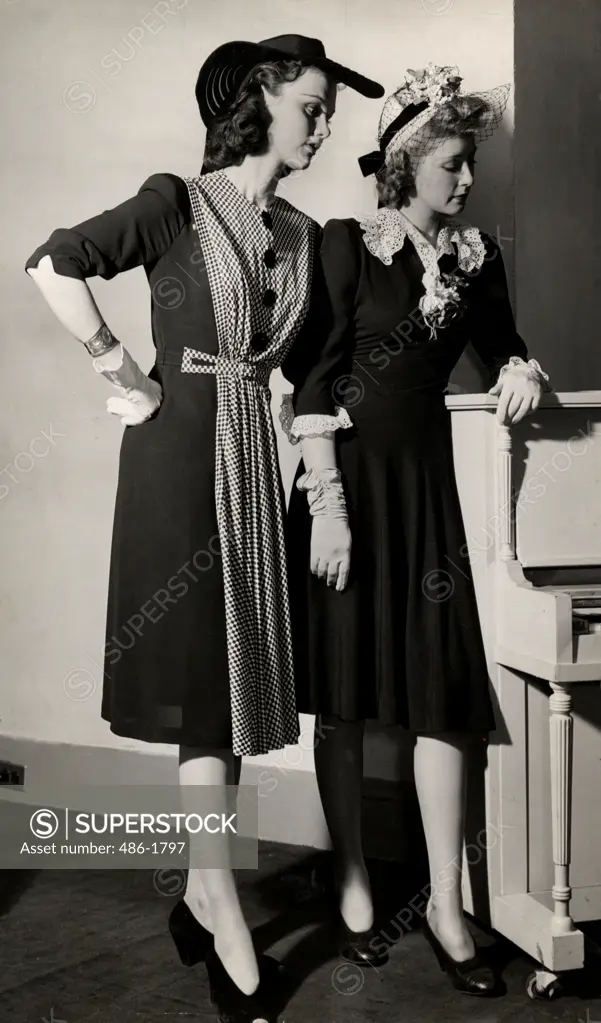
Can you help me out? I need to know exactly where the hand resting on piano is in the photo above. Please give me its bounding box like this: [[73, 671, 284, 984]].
[[488, 355, 551, 425]]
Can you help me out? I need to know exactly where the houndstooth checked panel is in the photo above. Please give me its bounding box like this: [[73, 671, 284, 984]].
[[183, 170, 317, 756]]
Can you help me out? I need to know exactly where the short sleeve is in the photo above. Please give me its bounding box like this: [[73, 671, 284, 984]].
[[466, 234, 529, 387], [282, 217, 359, 419], [24, 172, 191, 281]]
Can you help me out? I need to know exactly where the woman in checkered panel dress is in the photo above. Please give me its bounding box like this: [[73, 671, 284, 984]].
[[25, 35, 383, 1023]]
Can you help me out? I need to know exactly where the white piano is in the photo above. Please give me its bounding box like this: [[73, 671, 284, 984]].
[[447, 390, 601, 998]]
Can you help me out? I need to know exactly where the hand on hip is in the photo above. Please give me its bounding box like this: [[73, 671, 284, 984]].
[[106, 383, 163, 426]]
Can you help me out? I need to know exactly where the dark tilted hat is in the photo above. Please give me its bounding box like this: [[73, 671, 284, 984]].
[[195, 33, 384, 127]]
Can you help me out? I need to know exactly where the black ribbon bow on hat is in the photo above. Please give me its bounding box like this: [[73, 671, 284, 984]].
[[358, 100, 428, 176]]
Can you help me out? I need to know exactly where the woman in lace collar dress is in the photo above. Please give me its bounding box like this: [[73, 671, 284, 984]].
[[25, 35, 383, 1023], [283, 65, 550, 997]]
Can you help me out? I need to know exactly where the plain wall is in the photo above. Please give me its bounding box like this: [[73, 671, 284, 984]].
[[2, 0, 514, 784], [514, 0, 601, 388]]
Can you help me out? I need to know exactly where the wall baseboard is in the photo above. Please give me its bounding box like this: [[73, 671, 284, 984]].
[[0, 735, 424, 866]]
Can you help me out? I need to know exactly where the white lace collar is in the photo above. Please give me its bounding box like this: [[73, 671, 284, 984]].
[[357, 207, 485, 276]]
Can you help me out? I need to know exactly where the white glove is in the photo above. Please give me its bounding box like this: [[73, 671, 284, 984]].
[[296, 468, 351, 592], [488, 356, 550, 425], [93, 343, 163, 426]]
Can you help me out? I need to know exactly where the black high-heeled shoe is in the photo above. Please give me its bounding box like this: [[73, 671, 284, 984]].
[[332, 870, 389, 968], [338, 918, 389, 968], [168, 899, 214, 966], [421, 916, 499, 996], [205, 945, 284, 1023]]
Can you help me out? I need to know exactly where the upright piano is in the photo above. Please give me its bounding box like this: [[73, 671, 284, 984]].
[[447, 390, 601, 992]]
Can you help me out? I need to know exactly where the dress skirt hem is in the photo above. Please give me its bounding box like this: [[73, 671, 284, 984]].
[[101, 710, 300, 755]]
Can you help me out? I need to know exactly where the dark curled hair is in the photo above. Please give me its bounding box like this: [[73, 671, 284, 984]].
[[376, 94, 491, 208], [202, 60, 307, 172]]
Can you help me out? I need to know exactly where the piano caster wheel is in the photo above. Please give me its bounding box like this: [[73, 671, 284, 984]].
[[526, 969, 563, 999]]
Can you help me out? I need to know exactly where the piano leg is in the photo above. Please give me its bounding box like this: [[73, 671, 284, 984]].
[[524, 682, 577, 998], [548, 681, 575, 935]]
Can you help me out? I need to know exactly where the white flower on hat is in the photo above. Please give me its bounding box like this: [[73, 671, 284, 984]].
[[366, 63, 510, 179], [396, 64, 463, 110]]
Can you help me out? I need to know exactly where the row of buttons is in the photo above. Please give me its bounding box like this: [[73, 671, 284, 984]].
[[252, 211, 277, 352]]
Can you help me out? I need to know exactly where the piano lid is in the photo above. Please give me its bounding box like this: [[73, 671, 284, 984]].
[[512, 408, 601, 568]]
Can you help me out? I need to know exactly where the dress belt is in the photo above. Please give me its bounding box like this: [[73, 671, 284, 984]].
[[156, 347, 271, 387]]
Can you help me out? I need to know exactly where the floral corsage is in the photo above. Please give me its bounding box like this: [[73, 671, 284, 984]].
[[419, 270, 469, 338]]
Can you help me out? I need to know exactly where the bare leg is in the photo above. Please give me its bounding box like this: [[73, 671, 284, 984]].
[[182, 752, 242, 931], [179, 746, 257, 995], [413, 731, 475, 960], [313, 715, 373, 932]]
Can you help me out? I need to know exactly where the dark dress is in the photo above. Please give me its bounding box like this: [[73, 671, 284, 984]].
[[284, 215, 529, 733], [26, 170, 318, 753]]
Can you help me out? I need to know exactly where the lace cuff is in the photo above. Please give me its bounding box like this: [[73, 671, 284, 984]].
[[279, 393, 353, 445], [496, 356, 552, 392], [296, 467, 348, 520]]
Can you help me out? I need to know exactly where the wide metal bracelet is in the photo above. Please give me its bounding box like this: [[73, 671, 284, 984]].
[[83, 323, 119, 357]]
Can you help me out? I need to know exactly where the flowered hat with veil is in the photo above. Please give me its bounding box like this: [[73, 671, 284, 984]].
[[358, 64, 510, 177]]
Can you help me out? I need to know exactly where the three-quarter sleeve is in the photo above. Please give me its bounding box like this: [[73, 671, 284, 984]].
[[280, 218, 359, 443], [24, 172, 190, 280], [466, 234, 549, 389]]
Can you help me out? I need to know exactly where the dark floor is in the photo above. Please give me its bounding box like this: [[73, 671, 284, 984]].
[[1, 843, 600, 1023]]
